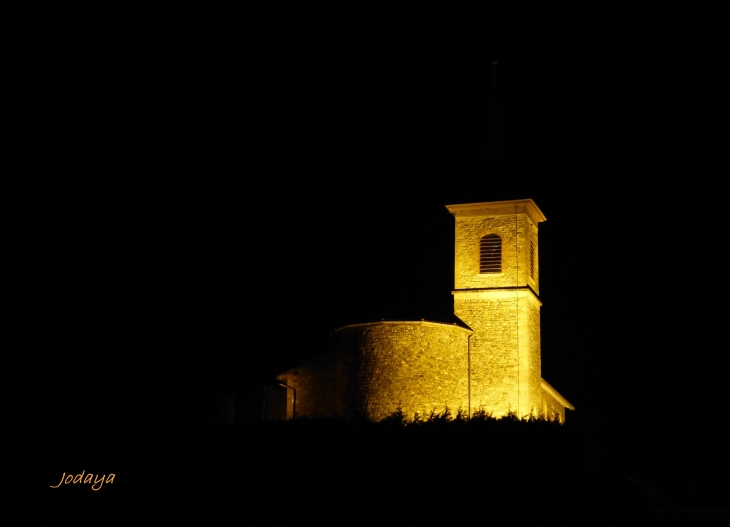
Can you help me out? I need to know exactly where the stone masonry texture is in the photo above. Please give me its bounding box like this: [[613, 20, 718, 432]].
[[453, 213, 539, 294], [278, 353, 337, 418], [335, 322, 472, 421], [454, 290, 542, 417]]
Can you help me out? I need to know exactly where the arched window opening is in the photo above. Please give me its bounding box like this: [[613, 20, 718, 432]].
[[479, 234, 501, 273]]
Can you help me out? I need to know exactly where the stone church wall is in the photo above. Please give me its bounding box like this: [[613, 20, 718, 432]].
[[454, 290, 542, 417], [277, 353, 337, 418], [334, 321, 472, 422]]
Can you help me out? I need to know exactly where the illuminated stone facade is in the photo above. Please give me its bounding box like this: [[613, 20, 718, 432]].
[[450, 200, 546, 418], [275, 199, 573, 422], [334, 321, 472, 422]]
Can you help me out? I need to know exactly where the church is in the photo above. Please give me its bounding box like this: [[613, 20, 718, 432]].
[[265, 199, 574, 423]]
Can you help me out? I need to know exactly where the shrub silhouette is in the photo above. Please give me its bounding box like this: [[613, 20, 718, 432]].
[[377, 405, 562, 428]]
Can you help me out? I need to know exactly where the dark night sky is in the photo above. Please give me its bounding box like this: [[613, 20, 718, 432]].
[[9, 3, 729, 500]]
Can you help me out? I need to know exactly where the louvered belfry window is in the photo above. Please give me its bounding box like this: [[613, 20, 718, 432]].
[[530, 240, 536, 280], [479, 234, 502, 273]]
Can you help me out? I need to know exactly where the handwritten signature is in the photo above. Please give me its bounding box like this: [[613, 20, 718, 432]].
[[50, 471, 116, 491]]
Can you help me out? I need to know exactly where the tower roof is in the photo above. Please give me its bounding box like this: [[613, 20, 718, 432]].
[[446, 199, 546, 225]]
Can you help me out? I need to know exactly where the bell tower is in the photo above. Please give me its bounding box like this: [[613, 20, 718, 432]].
[[446, 199, 545, 417]]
